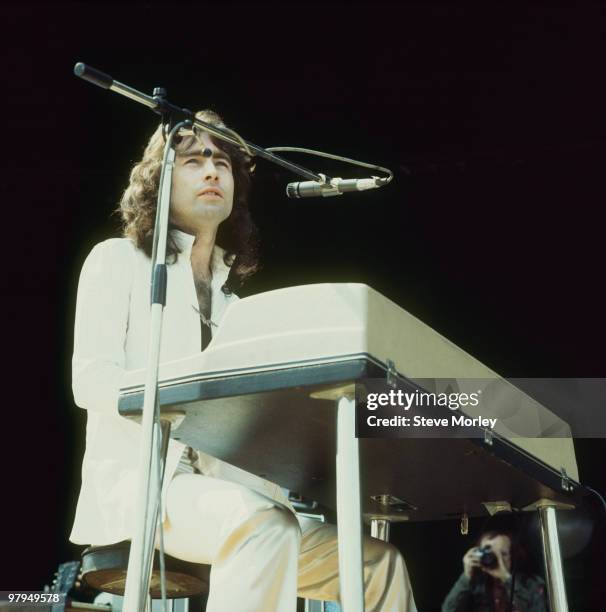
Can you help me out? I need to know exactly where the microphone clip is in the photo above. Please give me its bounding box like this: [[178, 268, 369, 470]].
[[316, 173, 342, 197]]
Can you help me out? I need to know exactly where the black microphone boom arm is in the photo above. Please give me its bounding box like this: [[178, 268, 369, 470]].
[[74, 62, 324, 183]]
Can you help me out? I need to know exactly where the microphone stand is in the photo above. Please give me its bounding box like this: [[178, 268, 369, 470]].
[[121, 115, 188, 612], [72, 62, 355, 612]]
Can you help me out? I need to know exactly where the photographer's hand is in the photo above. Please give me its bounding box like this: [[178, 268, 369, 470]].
[[462, 547, 481, 579]]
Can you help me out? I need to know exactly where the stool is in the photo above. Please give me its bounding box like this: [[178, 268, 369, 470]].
[[81, 540, 209, 600]]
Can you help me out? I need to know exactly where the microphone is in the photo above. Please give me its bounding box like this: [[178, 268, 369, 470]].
[[286, 176, 382, 199]]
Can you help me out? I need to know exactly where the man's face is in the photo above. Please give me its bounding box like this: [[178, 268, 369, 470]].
[[480, 534, 512, 571], [170, 131, 235, 235]]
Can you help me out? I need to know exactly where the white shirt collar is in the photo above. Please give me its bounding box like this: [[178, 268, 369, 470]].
[[172, 229, 232, 289], [172, 228, 196, 253]]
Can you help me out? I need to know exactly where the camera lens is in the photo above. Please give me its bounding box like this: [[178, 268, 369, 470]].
[[479, 546, 498, 569]]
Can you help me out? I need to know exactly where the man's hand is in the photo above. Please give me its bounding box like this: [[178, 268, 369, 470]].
[[462, 547, 481, 578]]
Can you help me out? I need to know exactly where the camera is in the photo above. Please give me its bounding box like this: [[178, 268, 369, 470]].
[[475, 545, 498, 569]]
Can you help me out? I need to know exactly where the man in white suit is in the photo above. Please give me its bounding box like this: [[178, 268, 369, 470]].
[[71, 110, 417, 612]]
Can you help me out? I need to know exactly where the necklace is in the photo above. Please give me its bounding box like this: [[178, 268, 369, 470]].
[[192, 305, 218, 328]]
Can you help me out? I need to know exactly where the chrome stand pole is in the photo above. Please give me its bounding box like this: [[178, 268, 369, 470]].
[[336, 395, 364, 611], [538, 504, 568, 612]]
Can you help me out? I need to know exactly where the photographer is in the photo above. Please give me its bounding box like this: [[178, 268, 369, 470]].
[[442, 530, 547, 612]]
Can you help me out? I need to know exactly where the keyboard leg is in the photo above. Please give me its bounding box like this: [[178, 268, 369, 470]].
[[335, 394, 364, 612], [537, 503, 569, 612]]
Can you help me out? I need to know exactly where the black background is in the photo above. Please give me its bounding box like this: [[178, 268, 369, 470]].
[[2, 3, 605, 610]]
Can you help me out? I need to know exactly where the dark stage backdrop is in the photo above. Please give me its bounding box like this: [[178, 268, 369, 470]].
[[2, 3, 605, 610]]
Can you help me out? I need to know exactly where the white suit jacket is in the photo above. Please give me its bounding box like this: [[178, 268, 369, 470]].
[[70, 230, 291, 545]]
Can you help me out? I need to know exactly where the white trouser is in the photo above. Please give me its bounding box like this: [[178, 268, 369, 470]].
[[161, 473, 417, 612]]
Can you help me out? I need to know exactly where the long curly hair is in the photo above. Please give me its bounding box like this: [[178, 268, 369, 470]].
[[118, 110, 260, 292]]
